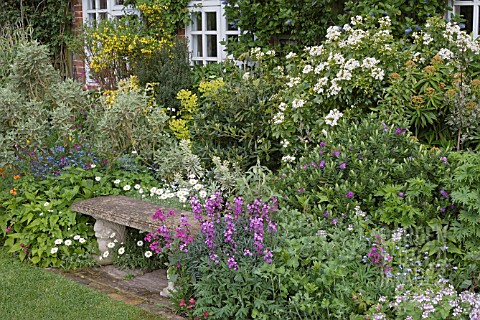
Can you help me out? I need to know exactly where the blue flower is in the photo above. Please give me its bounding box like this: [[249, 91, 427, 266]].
[[459, 23, 466, 30], [285, 19, 292, 26], [405, 27, 413, 35]]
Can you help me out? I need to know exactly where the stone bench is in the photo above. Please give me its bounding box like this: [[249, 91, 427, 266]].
[[71, 195, 200, 264]]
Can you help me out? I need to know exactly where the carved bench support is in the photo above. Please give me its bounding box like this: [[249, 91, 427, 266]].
[[93, 219, 126, 265]]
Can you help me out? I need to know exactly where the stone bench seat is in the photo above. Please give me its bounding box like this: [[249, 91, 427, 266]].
[[71, 195, 200, 264]]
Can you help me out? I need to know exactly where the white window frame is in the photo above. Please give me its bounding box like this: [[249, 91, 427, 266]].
[[82, 0, 129, 25], [450, 0, 480, 37], [186, 1, 240, 65]]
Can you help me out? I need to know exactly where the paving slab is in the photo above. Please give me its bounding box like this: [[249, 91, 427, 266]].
[[47, 266, 183, 320]]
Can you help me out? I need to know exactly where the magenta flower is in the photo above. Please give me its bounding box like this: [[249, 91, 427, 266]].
[[339, 162, 346, 169], [346, 191, 354, 199]]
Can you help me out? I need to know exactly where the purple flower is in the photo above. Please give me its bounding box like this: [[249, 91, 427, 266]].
[[332, 151, 341, 157], [440, 189, 449, 198], [398, 192, 405, 198], [227, 255, 238, 270], [440, 157, 448, 164], [346, 191, 354, 199], [320, 142, 326, 147], [263, 249, 273, 263], [440, 207, 446, 212], [395, 128, 407, 135], [324, 211, 329, 218], [297, 188, 303, 193], [319, 160, 325, 168], [332, 218, 338, 225], [339, 162, 346, 170]]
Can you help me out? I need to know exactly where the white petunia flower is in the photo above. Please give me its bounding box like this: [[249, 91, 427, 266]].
[[51, 247, 58, 254], [189, 179, 198, 185], [134, 184, 141, 190], [118, 247, 125, 255], [55, 239, 63, 245], [123, 185, 131, 191], [64, 240, 72, 246], [199, 190, 207, 198], [114, 179, 121, 184], [44, 202, 49, 207], [95, 176, 101, 181], [137, 240, 144, 247], [107, 242, 115, 249], [79, 238, 86, 244], [90, 164, 96, 168], [193, 184, 203, 190], [74, 235, 81, 240], [144, 251, 153, 258]]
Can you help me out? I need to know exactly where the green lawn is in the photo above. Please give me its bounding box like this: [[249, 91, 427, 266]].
[[0, 248, 165, 320]]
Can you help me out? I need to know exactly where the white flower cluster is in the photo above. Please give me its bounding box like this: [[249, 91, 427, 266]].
[[362, 57, 384, 80], [326, 26, 342, 42], [413, 32, 433, 45], [302, 64, 313, 74], [437, 48, 454, 61], [281, 139, 290, 148], [273, 112, 284, 124], [250, 47, 265, 60], [391, 228, 405, 242], [444, 22, 480, 53], [304, 45, 324, 56], [282, 155, 296, 163], [324, 109, 343, 126], [292, 99, 305, 109], [313, 77, 328, 93], [350, 15, 363, 26], [286, 52, 297, 59], [378, 16, 391, 28], [286, 76, 301, 88], [327, 79, 342, 97]]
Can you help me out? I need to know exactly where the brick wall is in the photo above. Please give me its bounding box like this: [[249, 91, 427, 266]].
[[71, 0, 86, 84]]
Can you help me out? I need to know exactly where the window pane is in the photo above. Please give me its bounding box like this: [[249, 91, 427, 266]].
[[115, 0, 124, 4], [191, 13, 202, 31], [227, 19, 238, 31], [455, 5, 473, 34], [87, 13, 96, 26], [207, 35, 217, 57], [99, 12, 107, 20], [206, 12, 217, 31], [100, 0, 107, 9], [193, 35, 203, 57], [88, 0, 96, 10]]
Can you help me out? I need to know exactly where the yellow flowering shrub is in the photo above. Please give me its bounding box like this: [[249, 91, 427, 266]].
[[81, 0, 190, 88], [176, 89, 198, 119]]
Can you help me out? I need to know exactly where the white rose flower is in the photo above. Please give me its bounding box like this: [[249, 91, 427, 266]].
[[65, 240, 72, 246], [54, 239, 63, 245]]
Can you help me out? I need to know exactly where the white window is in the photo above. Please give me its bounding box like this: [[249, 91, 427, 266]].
[[83, 0, 127, 24], [451, 1, 480, 37], [186, 1, 240, 65]]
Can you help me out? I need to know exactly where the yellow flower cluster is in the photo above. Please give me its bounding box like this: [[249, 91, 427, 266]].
[[169, 118, 190, 140], [176, 89, 198, 119], [102, 76, 141, 107], [198, 79, 225, 99]]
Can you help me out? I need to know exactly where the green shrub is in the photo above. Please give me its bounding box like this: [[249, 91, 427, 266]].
[[134, 39, 193, 112]]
